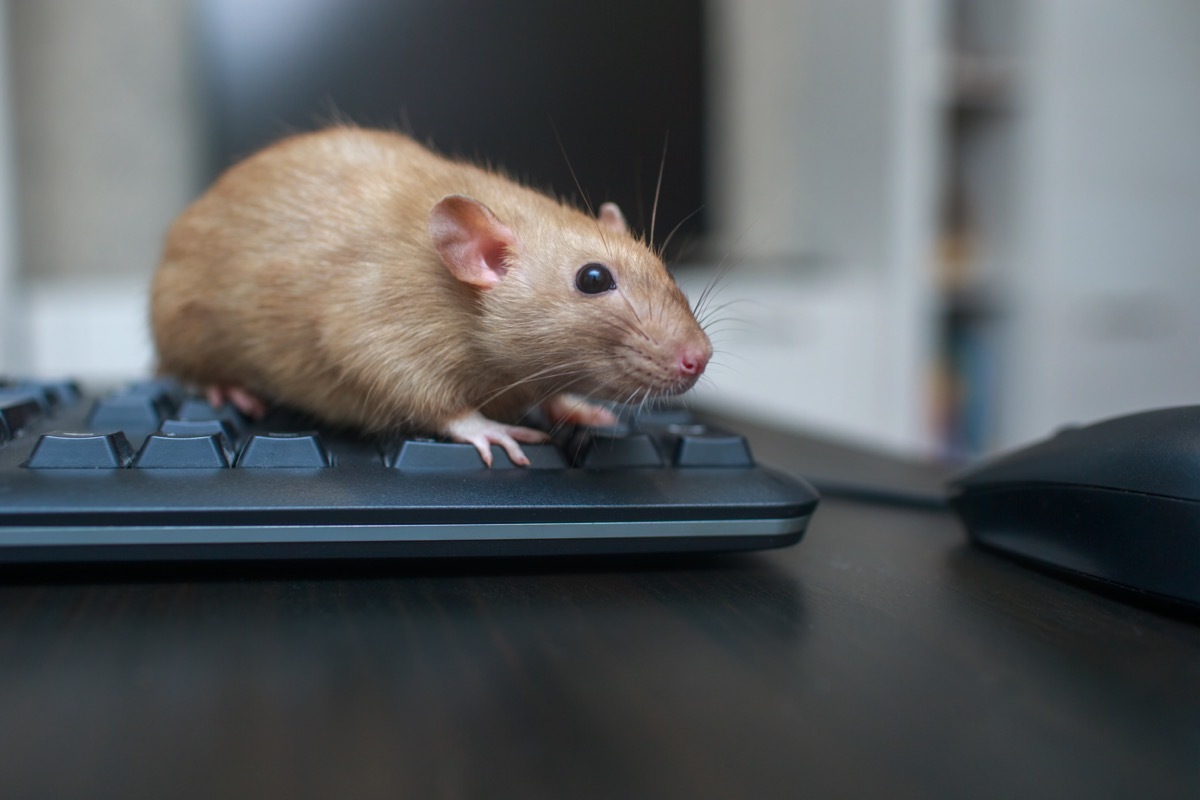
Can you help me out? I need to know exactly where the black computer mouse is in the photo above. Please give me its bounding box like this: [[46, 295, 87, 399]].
[[947, 406, 1200, 609]]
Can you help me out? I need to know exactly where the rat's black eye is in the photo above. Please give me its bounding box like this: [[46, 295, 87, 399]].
[[575, 263, 616, 294]]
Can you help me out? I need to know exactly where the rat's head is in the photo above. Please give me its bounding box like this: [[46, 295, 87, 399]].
[[428, 193, 711, 405]]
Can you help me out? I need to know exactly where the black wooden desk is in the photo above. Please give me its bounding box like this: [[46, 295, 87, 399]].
[[1, 424, 1198, 800]]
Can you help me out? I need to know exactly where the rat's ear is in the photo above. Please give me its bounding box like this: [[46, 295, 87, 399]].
[[598, 202, 628, 235], [428, 195, 521, 289]]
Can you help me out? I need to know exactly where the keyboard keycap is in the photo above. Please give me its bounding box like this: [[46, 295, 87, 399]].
[[0, 394, 43, 435], [159, 418, 239, 447], [389, 440, 484, 470], [672, 430, 755, 467], [2, 379, 81, 412], [87, 392, 173, 431], [37, 379, 83, 407], [627, 406, 695, 427], [236, 433, 331, 468], [176, 398, 222, 418], [388, 440, 567, 470], [577, 432, 664, 468], [126, 378, 187, 406], [176, 399, 248, 435], [511, 444, 569, 469], [3, 385, 53, 413], [134, 433, 232, 469], [25, 432, 135, 468]]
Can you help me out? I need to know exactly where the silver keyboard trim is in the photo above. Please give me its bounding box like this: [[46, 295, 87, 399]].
[[0, 514, 812, 547]]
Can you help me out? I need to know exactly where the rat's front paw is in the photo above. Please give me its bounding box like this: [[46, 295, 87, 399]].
[[205, 385, 267, 419], [542, 394, 618, 428], [443, 410, 549, 467]]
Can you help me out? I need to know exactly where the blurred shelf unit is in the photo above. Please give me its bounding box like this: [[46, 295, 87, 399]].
[[695, 0, 1200, 458], [931, 0, 1023, 458], [936, 0, 1200, 454]]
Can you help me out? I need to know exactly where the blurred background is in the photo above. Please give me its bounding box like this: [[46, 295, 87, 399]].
[[0, 0, 1196, 460]]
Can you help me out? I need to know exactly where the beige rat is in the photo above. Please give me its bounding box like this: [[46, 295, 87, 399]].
[[150, 126, 711, 465]]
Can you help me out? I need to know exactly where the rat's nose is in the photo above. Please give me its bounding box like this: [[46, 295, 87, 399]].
[[677, 346, 710, 377]]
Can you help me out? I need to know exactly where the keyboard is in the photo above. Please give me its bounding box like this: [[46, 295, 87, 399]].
[[0, 378, 818, 563]]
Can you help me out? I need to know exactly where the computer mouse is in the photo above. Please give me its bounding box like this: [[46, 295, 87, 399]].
[[947, 406, 1200, 610]]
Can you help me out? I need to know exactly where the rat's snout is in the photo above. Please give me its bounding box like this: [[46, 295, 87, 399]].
[[667, 335, 712, 393], [676, 344, 710, 378], [594, 271, 713, 398]]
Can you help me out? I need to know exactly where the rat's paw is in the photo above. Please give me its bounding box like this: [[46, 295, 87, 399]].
[[205, 385, 267, 419], [542, 394, 618, 428], [443, 410, 549, 467]]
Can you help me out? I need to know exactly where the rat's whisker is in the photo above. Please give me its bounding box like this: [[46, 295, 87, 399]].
[[658, 204, 704, 260], [650, 131, 668, 248], [474, 363, 593, 410], [550, 118, 594, 218], [609, 290, 650, 336], [550, 117, 612, 260]]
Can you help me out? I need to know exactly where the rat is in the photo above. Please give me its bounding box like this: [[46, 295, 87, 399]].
[[149, 126, 712, 466]]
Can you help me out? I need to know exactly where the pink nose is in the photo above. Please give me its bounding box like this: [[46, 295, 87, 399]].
[[677, 347, 709, 377]]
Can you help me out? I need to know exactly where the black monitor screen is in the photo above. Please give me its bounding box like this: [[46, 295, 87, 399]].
[[199, 0, 708, 255]]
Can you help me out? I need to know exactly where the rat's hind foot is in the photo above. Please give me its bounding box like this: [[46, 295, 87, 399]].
[[542, 394, 618, 428], [443, 410, 549, 467], [205, 385, 267, 419]]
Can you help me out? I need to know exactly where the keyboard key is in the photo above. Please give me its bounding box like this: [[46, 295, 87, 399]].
[[236, 433, 331, 468], [11, 387, 53, 413], [24, 432, 135, 468], [510, 444, 569, 469], [134, 433, 232, 469], [175, 398, 217, 418], [159, 418, 239, 448], [672, 430, 755, 467], [0, 394, 43, 435], [389, 440, 484, 470], [13, 378, 82, 408], [627, 406, 695, 427], [39, 379, 82, 407], [388, 440, 568, 470], [87, 392, 174, 431], [3, 384, 56, 413], [583, 422, 633, 437], [126, 377, 187, 405], [665, 422, 709, 435], [176, 399, 249, 434], [576, 432, 664, 468]]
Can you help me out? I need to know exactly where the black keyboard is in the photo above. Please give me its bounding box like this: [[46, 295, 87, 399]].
[[0, 378, 818, 563]]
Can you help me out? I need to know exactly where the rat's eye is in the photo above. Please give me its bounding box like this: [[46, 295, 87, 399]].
[[575, 263, 616, 294]]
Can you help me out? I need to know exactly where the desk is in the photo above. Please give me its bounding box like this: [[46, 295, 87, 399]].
[[1, 424, 1198, 799]]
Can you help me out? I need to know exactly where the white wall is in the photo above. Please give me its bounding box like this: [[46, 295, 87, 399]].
[[5, 0, 202, 380], [0, 3, 20, 375]]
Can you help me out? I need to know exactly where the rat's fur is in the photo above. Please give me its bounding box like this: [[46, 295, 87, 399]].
[[151, 126, 710, 443]]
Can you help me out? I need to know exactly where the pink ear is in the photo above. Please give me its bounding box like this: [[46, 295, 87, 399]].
[[598, 202, 628, 235], [428, 195, 520, 289]]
